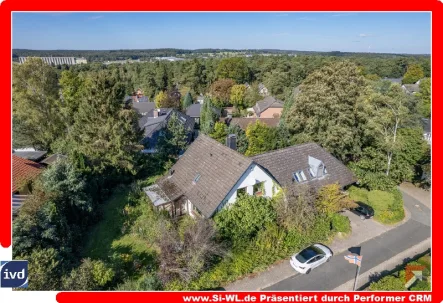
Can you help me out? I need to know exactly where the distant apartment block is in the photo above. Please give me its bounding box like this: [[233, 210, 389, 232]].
[[18, 57, 87, 65]]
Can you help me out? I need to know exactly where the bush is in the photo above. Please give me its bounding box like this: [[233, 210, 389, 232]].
[[369, 275, 405, 291], [116, 273, 163, 290], [330, 214, 351, 234], [214, 195, 276, 243], [62, 259, 114, 290]]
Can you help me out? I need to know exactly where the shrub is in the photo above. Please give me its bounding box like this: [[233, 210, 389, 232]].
[[214, 195, 276, 243], [330, 214, 351, 234], [348, 186, 369, 203], [62, 259, 115, 290], [116, 273, 163, 290], [369, 275, 405, 291]]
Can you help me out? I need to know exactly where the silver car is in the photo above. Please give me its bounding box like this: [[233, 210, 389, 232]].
[[290, 244, 333, 274]]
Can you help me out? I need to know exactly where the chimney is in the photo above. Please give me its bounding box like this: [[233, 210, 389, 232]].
[[226, 134, 237, 151], [153, 109, 159, 118]]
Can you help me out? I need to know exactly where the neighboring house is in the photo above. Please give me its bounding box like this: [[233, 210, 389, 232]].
[[12, 155, 43, 217], [124, 89, 150, 105], [40, 153, 68, 166], [132, 101, 156, 116], [186, 104, 202, 125], [12, 150, 47, 162], [144, 135, 355, 218], [223, 117, 280, 130], [422, 118, 431, 144], [402, 79, 423, 95], [252, 96, 285, 118], [139, 108, 194, 153], [258, 83, 269, 96], [196, 95, 205, 104], [186, 103, 222, 127]]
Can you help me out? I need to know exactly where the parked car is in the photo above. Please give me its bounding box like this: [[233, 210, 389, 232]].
[[350, 202, 374, 220], [290, 244, 333, 274]]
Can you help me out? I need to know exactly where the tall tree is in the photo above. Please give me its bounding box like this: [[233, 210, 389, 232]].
[[12, 57, 64, 150], [157, 113, 189, 157], [210, 122, 228, 143], [417, 78, 431, 118], [284, 61, 367, 162], [245, 121, 280, 156], [209, 79, 235, 107], [67, 70, 143, 175], [216, 57, 249, 83], [200, 98, 219, 135], [182, 92, 193, 111], [230, 84, 247, 109], [360, 85, 410, 176], [402, 64, 424, 84], [154, 91, 168, 108]]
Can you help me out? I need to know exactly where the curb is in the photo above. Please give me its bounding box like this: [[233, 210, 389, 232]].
[[226, 199, 413, 291], [333, 238, 431, 291]]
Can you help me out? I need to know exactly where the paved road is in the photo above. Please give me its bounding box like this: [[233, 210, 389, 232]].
[[264, 191, 430, 290]]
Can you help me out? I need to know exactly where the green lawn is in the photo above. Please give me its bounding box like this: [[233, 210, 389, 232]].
[[348, 186, 405, 225], [82, 188, 135, 259], [82, 174, 163, 263]]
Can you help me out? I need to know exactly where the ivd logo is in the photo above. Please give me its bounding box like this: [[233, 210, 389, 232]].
[[0, 261, 28, 288]]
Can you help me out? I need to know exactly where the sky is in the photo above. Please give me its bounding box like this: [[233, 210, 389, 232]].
[[12, 12, 431, 54]]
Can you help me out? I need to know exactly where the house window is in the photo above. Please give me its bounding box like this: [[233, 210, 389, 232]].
[[293, 170, 307, 183], [253, 182, 265, 196], [237, 187, 247, 197]]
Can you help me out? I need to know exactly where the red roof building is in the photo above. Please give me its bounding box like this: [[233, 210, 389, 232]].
[[12, 155, 43, 193]]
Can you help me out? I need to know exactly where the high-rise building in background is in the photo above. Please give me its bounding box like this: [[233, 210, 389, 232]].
[[18, 57, 87, 65]]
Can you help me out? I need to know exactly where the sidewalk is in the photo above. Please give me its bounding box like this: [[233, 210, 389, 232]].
[[333, 238, 431, 291], [225, 209, 411, 291], [399, 183, 431, 209]]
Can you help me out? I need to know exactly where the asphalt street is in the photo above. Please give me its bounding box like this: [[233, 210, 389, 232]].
[[264, 191, 430, 290]]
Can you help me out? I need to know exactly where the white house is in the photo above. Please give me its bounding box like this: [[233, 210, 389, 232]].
[[144, 134, 355, 218]]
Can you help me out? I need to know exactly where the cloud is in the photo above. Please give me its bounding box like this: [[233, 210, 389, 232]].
[[275, 13, 289, 17], [352, 40, 361, 43], [87, 15, 104, 20], [359, 33, 373, 37], [331, 13, 357, 17], [297, 17, 316, 21]]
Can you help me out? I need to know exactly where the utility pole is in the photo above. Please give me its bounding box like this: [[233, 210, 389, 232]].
[[353, 261, 362, 291], [353, 248, 363, 291]]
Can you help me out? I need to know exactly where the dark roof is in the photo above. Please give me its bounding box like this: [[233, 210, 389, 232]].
[[228, 117, 280, 130], [156, 135, 253, 218], [251, 143, 356, 190], [402, 84, 420, 94], [132, 102, 156, 115], [383, 78, 403, 84], [186, 103, 202, 117], [13, 150, 47, 161], [139, 109, 194, 149], [254, 96, 284, 115], [39, 153, 67, 165], [12, 155, 43, 193]]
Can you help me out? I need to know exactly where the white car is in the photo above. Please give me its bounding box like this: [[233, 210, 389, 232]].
[[290, 244, 333, 274]]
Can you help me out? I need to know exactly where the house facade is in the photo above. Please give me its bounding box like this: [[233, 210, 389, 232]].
[[251, 96, 285, 118], [144, 135, 355, 218]]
